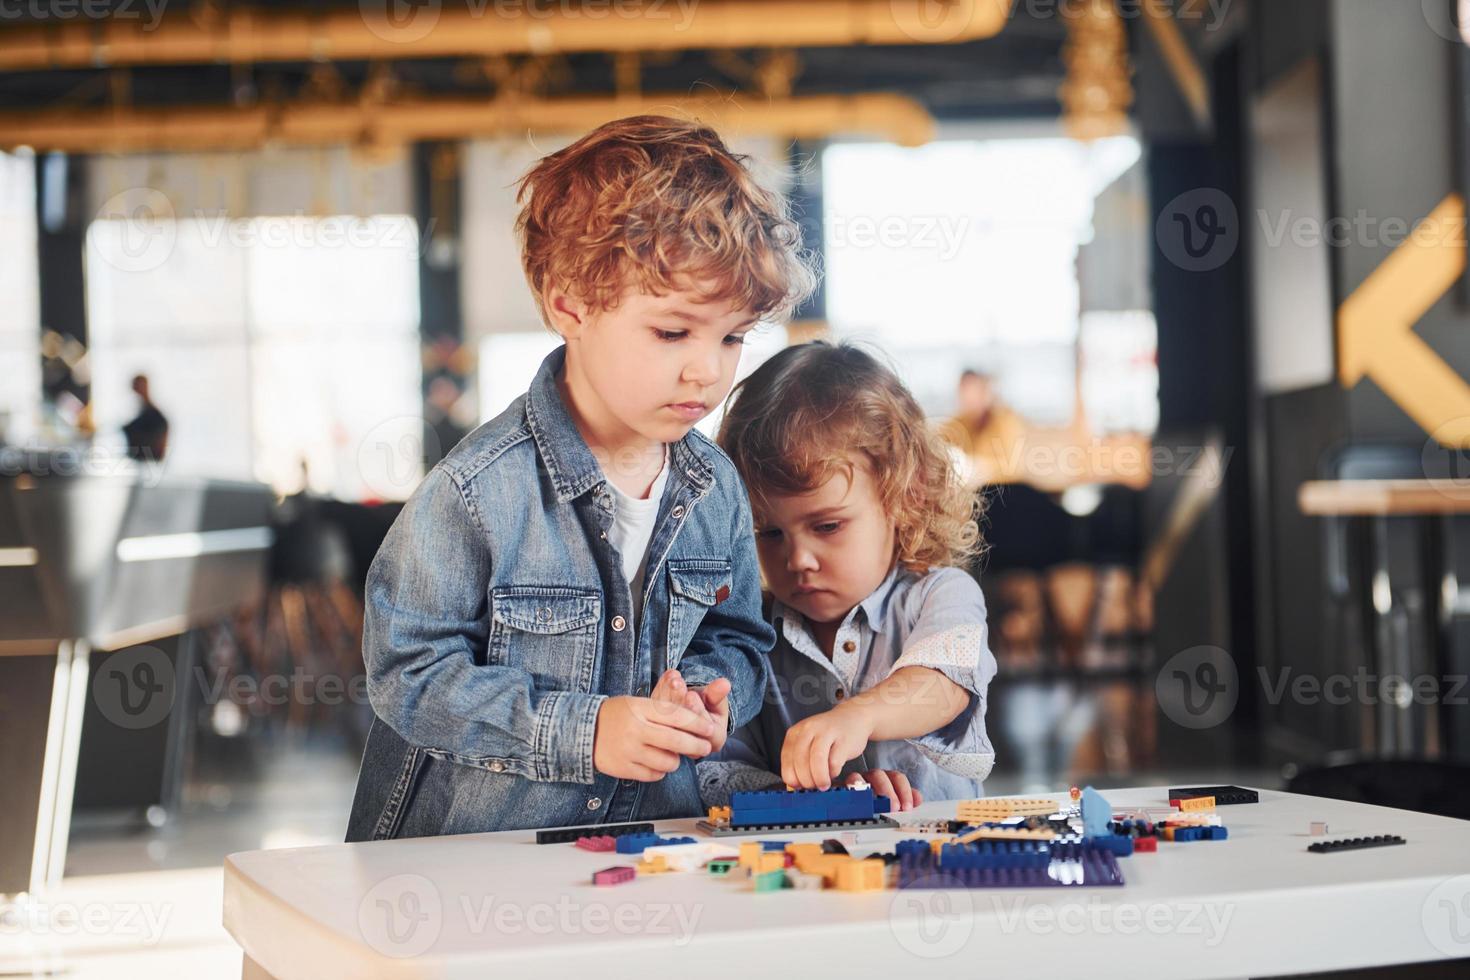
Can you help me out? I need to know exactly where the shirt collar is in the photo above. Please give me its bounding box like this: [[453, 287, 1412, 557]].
[[770, 562, 903, 648], [524, 345, 715, 503]]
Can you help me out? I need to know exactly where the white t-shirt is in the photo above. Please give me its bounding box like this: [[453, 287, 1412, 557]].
[[605, 448, 670, 625]]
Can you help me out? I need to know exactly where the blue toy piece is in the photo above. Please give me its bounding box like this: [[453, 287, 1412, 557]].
[[899, 840, 1124, 889], [1080, 785, 1112, 838], [728, 786, 884, 828], [614, 833, 695, 855]]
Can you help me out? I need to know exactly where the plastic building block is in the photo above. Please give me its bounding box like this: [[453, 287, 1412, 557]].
[[641, 841, 736, 872], [787, 870, 825, 890], [898, 841, 1125, 889], [707, 806, 732, 825], [1171, 795, 1216, 812], [537, 821, 655, 845], [1307, 835, 1405, 854], [1133, 836, 1157, 853], [615, 833, 694, 855], [1089, 834, 1135, 857], [1310, 821, 1329, 836], [1168, 785, 1258, 806], [754, 869, 787, 892], [637, 855, 672, 874], [575, 835, 617, 852], [707, 859, 737, 876], [821, 838, 850, 855], [952, 826, 1056, 844], [1080, 786, 1112, 837], [1110, 818, 1156, 839], [592, 866, 635, 886], [760, 840, 790, 851], [707, 786, 899, 836], [956, 797, 1059, 822], [834, 858, 886, 892]]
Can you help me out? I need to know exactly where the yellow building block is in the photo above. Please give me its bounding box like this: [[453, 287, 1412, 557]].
[[834, 858, 886, 893], [755, 852, 786, 875], [952, 826, 1056, 845], [785, 843, 824, 871], [956, 797, 1058, 821], [637, 855, 671, 874], [1175, 796, 1215, 812], [707, 806, 732, 824], [738, 841, 763, 870]]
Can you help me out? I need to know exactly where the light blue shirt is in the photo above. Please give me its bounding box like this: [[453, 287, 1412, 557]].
[[698, 564, 998, 807]]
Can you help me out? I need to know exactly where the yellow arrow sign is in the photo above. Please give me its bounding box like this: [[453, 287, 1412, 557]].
[[1338, 193, 1470, 446]]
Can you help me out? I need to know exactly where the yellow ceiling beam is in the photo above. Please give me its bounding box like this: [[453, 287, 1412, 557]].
[[0, 0, 1013, 71], [0, 91, 936, 152]]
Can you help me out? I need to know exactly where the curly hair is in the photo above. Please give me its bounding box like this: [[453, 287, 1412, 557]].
[[718, 341, 984, 573], [514, 114, 818, 326]]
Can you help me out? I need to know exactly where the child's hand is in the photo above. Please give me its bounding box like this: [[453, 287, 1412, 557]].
[[845, 769, 923, 812], [650, 669, 732, 754], [592, 695, 715, 781], [779, 704, 875, 791]]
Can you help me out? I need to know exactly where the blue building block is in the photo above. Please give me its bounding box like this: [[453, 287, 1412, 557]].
[[1089, 834, 1135, 857], [729, 787, 884, 828], [614, 833, 695, 855], [1080, 786, 1112, 838]]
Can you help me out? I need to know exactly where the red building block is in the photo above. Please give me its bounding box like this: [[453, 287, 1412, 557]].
[[592, 866, 636, 886]]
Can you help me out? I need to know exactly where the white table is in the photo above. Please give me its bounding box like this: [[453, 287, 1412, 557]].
[[223, 786, 1470, 979]]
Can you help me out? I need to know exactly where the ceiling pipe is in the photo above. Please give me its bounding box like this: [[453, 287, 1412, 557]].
[[0, 91, 936, 152], [0, 0, 1013, 71]]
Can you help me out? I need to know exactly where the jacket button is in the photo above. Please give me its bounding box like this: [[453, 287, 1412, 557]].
[[842, 640, 856, 653], [612, 615, 626, 632], [587, 797, 602, 810], [671, 504, 685, 519], [835, 689, 846, 701], [488, 760, 505, 772]]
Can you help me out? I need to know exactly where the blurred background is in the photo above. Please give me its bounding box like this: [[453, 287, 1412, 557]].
[[4, 0, 1470, 973]]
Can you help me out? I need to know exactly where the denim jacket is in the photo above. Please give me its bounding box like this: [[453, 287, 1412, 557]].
[[345, 346, 774, 841]]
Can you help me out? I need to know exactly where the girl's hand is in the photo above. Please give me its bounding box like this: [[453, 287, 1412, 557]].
[[780, 704, 875, 790], [846, 769, 922, 811]]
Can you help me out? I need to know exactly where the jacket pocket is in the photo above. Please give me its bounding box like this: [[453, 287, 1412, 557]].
[[665, 559, 732, 668], [488, 586, 601, 693]]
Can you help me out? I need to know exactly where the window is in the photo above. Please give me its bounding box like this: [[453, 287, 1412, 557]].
[[0, 150, 39, 444], [86, 214, 422, 500], [822, 135, 1148, 428]]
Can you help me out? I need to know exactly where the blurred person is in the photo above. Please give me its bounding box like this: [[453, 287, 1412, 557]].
[[122, 373, 168, 463], [937, 368, 1027, 486]]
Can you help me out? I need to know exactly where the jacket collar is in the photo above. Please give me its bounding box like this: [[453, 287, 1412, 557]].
[[524, 345, 714, 503]]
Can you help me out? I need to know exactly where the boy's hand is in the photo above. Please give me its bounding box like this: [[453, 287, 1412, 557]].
[[845, 769, 922, 812], [650, 669, 732, 754], [780, 704, 876, 791], [592, 695, 715, 782]]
